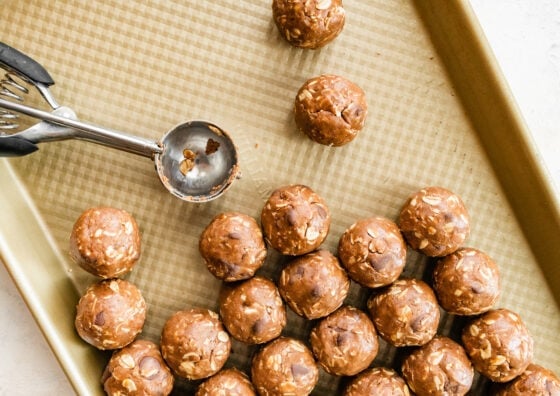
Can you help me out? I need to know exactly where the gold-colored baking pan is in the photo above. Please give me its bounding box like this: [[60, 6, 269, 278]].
[[1, 1, 559, 394]]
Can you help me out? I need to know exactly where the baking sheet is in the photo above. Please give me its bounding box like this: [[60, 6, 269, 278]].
[[1, 1, 559, 394]]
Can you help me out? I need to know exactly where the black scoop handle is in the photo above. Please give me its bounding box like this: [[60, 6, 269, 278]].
[[0, 136, 39, 157], [0, 42, 50, 156], [0, 42, 54, 86]]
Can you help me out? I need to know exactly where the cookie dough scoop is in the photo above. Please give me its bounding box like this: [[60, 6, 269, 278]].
[[0, 42, 239, 202]]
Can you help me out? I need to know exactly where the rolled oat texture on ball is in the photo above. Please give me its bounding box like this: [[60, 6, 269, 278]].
[[494, 363, 560, 395], [69, 206, 141, 278], [462, 308, 534, 383], [199, 211, 267, 282], [338, 216, 407, 288], [401, 336, 474, 396], [75, 278, 146, 350], [343, 367, 410, 396], [367, 278, 440, 347], [219, 276, 287, 345], [261, 184, 330, 255], [102, 339, 174, 396], [272, 0, 345, 49], [196, 368, 257, 396], [278, 249, 349, 320], [161, 308, 231, 380], [251, 337, 319, 396], [398, 186, 470, 257], [309, 306, 379, 376], [433, 247, 501, 315], [294, 74, 368, 146]]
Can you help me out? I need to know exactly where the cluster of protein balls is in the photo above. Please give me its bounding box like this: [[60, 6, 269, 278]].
[[68, 183, 560, 395], [65, 0, 559, 394], [194, 183, 560, 395]]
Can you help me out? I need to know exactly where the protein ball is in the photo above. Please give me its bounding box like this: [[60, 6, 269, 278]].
[[494, 363, 560, 395], [309, 306, 379, 376], [271, 0, 345, 49], [343, 367, 410, 396], [294, 74, 367, 146], [462, 308, 534, 383], [367, 278, 440, 347], [101, 339, 174, 396], [196, 368, 256, 396], [161, 308, 231, 380], [251, 337, 319, 396], [338, 217, 406, 288], [69, 207, 141, 278], [398, 187, 470, 257], [401, 336, 474, 396], [219, 276, 287, 345], [199, 212, 267, 282], [278, 250, 349, 319], [433, 247, 501, 315], [75, 278, 146, 350], [261, 184, 330, 255]]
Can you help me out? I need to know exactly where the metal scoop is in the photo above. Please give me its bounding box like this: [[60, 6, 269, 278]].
[[0, 42, 239, 202]]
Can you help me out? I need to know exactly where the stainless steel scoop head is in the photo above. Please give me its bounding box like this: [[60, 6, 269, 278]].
[[156, 121, 239, 202]]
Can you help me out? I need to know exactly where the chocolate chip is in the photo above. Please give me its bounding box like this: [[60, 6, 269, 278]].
[[470, 281, 484, 294], [335, 332, 349, 346], [310, 286, 323, 298], [205, 138, 220, 155], [94, 311, 105, 326], [368, 255, 390, 271], [252, 318, 266, 334], [411, 314, 426, 332], [286, 208, 298, 226], [228, 232, 242, 240], [291, 363, 309, 378], [313, 203, 327, 219]]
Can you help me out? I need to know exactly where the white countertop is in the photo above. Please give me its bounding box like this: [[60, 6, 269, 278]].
[[472, 0, 560, 192], [1, 1, 559, 395]]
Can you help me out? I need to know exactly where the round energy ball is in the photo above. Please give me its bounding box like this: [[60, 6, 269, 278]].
[[251, 337, 319, 395], [161, 308, 231, 380], [75, 278, 146, 350], [309, 306, 379, 376], [102, 339, 174, 396], [272, 0, 345, 49], [433, 247, 501, 315], [69, 206, 141, 278], [219, 276, 287, 345], [462, 308, 534, 383], [398, 186, 470, 257], [401, 336, 474, 396], [367, 278, 440, 347], [199, 212, 267, 282], [294, 74, 367, 146], [338, 217, 406, 288], [278, 249, 350, 319], [261, 184, 330, 255]]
